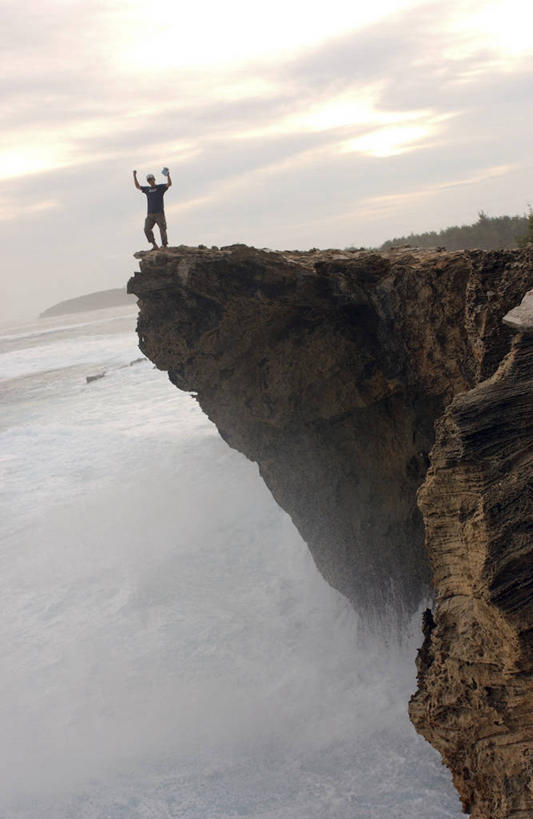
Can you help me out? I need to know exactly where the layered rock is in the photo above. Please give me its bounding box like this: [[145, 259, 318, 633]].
[[409, 291, 533, 818]]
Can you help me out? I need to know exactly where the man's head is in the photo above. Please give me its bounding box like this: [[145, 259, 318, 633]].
[[146, 174, 156, 187]]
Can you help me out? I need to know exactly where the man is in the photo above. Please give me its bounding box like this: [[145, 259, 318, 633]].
[[133, 169, 172, 250]]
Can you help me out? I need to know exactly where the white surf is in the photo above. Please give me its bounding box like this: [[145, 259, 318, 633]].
[[0, 306, 462, 818]]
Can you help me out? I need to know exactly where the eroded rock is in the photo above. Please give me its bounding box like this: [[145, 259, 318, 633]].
[[503, 287, 533, 333], [410, 323, 533, 818]]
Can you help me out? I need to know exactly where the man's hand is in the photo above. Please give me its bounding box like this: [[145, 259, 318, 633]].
[[133, 170, 141, 190], [166, 168, 172, 189]]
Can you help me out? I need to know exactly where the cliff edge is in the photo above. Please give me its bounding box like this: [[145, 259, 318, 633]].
[[127, 245, 532, 814]]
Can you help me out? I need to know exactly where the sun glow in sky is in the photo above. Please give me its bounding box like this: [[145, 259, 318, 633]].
[[114, 0, 425, 71], [0, 0, 532, 319], [444, 0, 533, 60], [343, 124, 434, 158]]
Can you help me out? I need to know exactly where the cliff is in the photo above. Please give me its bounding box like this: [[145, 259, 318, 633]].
[[127, 245, 533, 814], [409, 290, 533, 818]]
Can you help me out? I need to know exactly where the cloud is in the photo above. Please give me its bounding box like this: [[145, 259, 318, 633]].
[[0, 198, 60, 221], [361, 163, 518, 211], [3, 0, 529, 184]]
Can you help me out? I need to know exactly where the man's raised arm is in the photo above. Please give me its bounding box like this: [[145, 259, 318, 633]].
[[166, 169, 172, 189], [133, 170, 142, 190]]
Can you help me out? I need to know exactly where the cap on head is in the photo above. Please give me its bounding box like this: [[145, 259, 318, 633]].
[[146, 174, 155, 181]]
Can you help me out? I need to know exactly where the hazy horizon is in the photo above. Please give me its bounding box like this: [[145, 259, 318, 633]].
[[1, 0, 532, 321]]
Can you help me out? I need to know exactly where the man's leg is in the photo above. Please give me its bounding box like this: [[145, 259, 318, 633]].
[[144, 214, 158, 248], [155, 212, 168, 247]]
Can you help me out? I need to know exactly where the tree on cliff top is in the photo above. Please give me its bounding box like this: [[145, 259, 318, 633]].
[[516, 207, 533, 247], [378, 211, 530, 251]]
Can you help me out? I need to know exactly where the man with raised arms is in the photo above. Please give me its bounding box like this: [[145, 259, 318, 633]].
[[133, 169, 172, 250]]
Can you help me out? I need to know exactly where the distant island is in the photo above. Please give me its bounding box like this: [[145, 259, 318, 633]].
[[40, 287, 137, 318]]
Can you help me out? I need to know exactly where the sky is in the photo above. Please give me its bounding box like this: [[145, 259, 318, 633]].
[[1, 0, 532, 321]]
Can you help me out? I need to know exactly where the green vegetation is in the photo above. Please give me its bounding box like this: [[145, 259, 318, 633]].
[[379, 211, 532, 251], [516, 208, 533, 248]]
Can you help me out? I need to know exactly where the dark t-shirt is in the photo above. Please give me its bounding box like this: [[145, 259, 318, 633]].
[[141, 184, 168, 214]]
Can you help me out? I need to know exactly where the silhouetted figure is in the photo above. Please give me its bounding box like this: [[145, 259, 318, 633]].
[[133, 169, 172, 250]]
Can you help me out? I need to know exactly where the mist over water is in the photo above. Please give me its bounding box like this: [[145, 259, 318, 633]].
[[0, 308, 462, 818]]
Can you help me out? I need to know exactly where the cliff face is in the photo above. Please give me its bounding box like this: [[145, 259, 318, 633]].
[[409, 297, 533, 818], [127, 245, 532, 812], [128, 245, 530, 613]]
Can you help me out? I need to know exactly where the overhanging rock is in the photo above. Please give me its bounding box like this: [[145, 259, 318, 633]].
[[128, 244, 532, 618]]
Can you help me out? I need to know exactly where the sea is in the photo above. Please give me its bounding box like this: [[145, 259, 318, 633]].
[[0, 304, 463, 818]]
